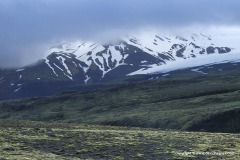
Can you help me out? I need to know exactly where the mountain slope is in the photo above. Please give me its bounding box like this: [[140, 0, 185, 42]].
[[1, 64, 240, 133], [0, 32, 239, 100]]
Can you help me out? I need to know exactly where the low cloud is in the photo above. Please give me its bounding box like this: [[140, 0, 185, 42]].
[[0, 0, 240, 68]]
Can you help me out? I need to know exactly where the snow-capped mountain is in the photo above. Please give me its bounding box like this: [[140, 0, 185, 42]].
[[43, 32, 236, 82], [0, 31, 239, 100]]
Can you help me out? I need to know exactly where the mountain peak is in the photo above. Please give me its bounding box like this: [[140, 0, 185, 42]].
[[0, 31, 239, 100]]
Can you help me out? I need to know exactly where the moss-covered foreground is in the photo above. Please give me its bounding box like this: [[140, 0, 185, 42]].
[[0, 120, 239, 160]]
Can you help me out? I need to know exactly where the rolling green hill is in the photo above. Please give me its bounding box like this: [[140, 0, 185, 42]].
[[1, 63, 240, 133]]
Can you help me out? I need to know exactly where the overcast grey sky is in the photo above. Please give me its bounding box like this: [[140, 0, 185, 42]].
[[0, 0, 240, 68]]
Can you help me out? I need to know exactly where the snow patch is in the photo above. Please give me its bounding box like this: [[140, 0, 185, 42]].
[[128, 52, 240, 75], [57, 57, 73, 77], [16, 69, 24, 72], [14, 87, 21, 92], [53, 63, 64, 71], [162, 74, 170, 77], [141, 60, 148, 64], [191, 68, 208, 75], [84, 76, 90, 84], [0, 77, 4, 85], [53, 62, 73, 81], [72, 61, 78, 67], [45, 59, 58, 77]]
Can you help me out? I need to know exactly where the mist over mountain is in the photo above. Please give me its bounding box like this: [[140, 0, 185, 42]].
[[0, 0, 240, 67]]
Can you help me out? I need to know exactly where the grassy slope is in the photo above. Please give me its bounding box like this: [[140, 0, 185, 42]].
[[0, 120, 239, 160], [1, 66, 240, 132]]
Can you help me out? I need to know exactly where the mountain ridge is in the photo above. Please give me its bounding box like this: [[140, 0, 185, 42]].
[[0, 32, 239, 100]]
